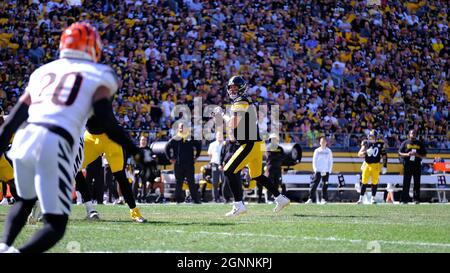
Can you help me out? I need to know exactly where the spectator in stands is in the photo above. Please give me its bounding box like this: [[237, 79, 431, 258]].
[[0, 0, 448, 150]]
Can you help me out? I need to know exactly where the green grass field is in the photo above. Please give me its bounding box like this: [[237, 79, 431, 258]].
[[1, 203, 450, 253]]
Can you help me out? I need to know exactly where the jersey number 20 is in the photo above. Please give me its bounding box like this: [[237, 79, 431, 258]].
[[35, 72, 83, 106]]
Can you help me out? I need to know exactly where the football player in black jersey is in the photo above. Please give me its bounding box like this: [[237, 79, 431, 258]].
[[213, 76, 290, 216], [357, 129, 387, 204]]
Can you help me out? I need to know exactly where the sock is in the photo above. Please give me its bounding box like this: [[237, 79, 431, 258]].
[[225, 172, 243, 202], [7, 181, 19, 200], [75, 171, 92, 203], [19, 214, 68, 253], [2, 198, 37, 246], [372, 184, 378, 197], [113, 170, 136, 209], [360, 184, 367, 196], [254, 175, 280, 198]]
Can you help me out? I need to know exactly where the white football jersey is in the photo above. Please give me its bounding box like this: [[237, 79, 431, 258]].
[[26, 58, 118, 141]]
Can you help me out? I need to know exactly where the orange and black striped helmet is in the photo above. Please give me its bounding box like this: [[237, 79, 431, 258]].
[[59, 22, 102, 63]]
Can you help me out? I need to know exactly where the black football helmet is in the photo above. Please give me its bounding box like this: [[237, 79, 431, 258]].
[[368, 129, 378, 143], [227, 75, 248, 100]]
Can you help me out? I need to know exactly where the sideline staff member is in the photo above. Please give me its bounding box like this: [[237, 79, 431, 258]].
[[398, 129, 427, 204]]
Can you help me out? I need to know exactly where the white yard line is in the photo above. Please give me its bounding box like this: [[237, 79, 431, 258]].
[[68, 226, 450, 249]]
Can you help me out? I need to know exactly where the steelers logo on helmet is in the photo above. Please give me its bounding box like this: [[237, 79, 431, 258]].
[[227, 75, 248, 100], [368, 129, 378, 143]]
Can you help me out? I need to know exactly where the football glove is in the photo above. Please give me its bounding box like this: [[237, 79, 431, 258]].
[[381, 167, 387, 174]]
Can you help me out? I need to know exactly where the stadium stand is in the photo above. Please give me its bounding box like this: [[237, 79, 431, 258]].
[[0, 0, 448, 149]]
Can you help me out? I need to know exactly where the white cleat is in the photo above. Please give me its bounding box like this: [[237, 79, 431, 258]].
[[305, 198, 313, 204], [356, 196, 364, 204], [225, 201, 247, 217], [320, 199, 328, 205], [0, 198, 9, 206], [273, 195, 290, 213], [370, 196, 377, 204], [0, 243, 19, 253]]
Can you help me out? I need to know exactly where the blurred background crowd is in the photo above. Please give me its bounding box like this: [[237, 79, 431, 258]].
[[0, 0, 449, 150]]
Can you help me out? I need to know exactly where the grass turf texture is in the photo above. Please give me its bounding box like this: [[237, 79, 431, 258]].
[[1, 203, 450, 253]]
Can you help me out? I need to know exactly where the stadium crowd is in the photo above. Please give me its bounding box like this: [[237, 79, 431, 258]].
[[0, 0, 449, 149]]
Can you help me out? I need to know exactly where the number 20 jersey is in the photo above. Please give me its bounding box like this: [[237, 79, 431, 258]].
[[27, 58, 118, 141]]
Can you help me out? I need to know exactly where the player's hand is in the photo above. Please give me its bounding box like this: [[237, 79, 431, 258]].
[[170, 159, 176, 164], [381, 167, 387, 174], [211, 106, 224, 117], [366, 147, 374, 157], [321, 171, 327, 177]]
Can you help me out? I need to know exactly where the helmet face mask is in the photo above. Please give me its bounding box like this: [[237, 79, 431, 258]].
[[368, 130, 377, 143], [227, 76, 247, 100]]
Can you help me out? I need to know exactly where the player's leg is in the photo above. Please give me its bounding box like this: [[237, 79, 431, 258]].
[[74, 171, 99, 219], [223, 144, 252, 216], [19, 134, 72, 253], [359, 163, 371, 204], [248, 142, 289, 212], [370, 164, 381, 204], [307, 172, 321, 203], [1, 158, 37, 250], [106, 140, 145, 222], [76, 135, 100, 219]]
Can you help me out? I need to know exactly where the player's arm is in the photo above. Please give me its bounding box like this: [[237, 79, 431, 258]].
[[194, 140, 202, 159], [92, 86, 141, 158], [0, 91, 31, 153], [357, 141, 367, 158], [381, 148, 387, 168]]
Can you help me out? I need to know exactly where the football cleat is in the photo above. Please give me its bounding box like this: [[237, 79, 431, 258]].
[[356, 196, 364, 204], [273, 195, 290, 213], [305, 198, 313, 204], [130, 207, 146, 223], [320, 199, 328, 205], [0, 243, 19, 253], [84, 201, 100, 220], [371, 196, 377, 204], [225, 201, 247, 217]]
